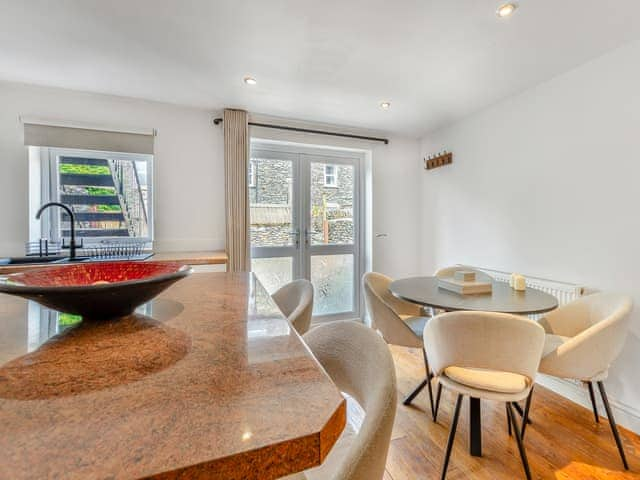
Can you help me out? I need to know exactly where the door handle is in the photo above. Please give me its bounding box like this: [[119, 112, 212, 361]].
[[288, 229, 300, 247], [304, 229, 321, 245]]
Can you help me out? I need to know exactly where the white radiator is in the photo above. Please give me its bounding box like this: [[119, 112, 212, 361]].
[[470, 266, 586, 319]]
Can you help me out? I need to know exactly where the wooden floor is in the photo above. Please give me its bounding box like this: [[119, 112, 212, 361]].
[[383, 345, 640, 480]]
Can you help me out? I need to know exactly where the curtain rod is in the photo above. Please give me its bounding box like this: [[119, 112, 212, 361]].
[[213, 118, 388, 144]]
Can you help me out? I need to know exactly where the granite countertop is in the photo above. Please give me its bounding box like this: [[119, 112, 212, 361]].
[[0, 272, 345, 479]]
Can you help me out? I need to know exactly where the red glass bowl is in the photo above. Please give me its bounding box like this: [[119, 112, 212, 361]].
[[0, 261, 192, 319]]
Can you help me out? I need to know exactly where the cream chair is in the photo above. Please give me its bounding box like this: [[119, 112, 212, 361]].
[[424, 311, 545, 480], [363, 272, 435, 418], [272, 279, 314, 335], [285, 321, 397, 480], [538, 292, 633, 469]]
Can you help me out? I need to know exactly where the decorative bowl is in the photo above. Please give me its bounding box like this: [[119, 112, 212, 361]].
[[0, 261, 192, 319]]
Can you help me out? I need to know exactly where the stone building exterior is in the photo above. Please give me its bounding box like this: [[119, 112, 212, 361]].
[[249, 159, 354, 246]]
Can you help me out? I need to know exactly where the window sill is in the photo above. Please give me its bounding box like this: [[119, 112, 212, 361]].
[[0, 250, 227, 275]]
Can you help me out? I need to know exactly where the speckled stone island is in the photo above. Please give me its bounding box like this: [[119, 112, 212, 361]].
[[0, 272, 346, 479]]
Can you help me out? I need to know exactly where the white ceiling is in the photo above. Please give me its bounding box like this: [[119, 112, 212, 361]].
[[1, 0, 640, 137]]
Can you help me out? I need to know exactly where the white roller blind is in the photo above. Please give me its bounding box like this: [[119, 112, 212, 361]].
[[23, 122, 154, 154]]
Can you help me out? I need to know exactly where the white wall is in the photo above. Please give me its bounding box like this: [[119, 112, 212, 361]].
[[419, 39, 640, 431], [369, 137, 422, 278], [0, 81, 225, 255]]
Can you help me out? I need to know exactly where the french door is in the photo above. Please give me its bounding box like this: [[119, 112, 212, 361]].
[[250, 144, 362, 321]]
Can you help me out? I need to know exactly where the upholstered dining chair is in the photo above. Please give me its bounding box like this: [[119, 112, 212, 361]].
[[284, 321, 397, 480], [272, 279, 314, 335], [424, 311, 545, 480], [363, 272, 435, 418], [538, 292, 633, 469]]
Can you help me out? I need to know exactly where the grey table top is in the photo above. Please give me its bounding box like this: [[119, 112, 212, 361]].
[[389, 276, 558, 315]]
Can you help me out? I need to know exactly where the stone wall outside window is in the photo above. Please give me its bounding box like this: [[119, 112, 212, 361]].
[[249, 160, 354, 246]]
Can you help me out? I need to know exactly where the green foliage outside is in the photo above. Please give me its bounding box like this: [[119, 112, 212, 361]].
[[59, 163, 110, 175], [97, 205, 122, 212], [58, 313, 82, 326], [85, 186, 116, 195]]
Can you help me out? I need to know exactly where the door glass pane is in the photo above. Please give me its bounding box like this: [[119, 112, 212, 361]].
[[310, 162, 354, 245], [251, 257, 293, 295], [250, 157, 294, 247], [310, 254, 354, 315]]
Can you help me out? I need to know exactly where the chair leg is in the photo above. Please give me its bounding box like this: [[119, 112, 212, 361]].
[[403, 379, 427, 405], [597, 381, 629, 470], [433, 383, 442, 422], [423, 348, 436, 418], [507, 389, 533, 437], [587, 381, 600, 423], [403, 349, 436, 419], [521, 387, 534, 439], [507, 402, 533, 480], [441, 394, 463, 480], [513, 401, 533, 425], [507, 404, 512, 436]]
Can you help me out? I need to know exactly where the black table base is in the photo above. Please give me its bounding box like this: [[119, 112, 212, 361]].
[[469, 397, 482, 456]]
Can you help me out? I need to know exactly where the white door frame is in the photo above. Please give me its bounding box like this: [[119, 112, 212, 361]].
[[250, 141, 366, 322]]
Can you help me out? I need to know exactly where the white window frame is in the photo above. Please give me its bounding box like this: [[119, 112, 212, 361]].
[[35, 147, 154, 246], [248, 160, 257, 187], [324, 164, 338, 187]]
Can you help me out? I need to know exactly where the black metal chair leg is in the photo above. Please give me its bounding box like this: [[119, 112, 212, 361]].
[[597, 381, 629, 470], [507, 402, 533, 480], [513, 401, 533, 425], [402, 348, 436, 420], [403, 379, 427, 405], [423, 348, 436, 419], [441, 394, 463, 480], [507, 404, 512, 436], [521, 387, 534, 439], [587, 381, 600, 423], [433, 383, 442, 422]]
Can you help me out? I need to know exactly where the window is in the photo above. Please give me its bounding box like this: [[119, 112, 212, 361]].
[[248, 160, 257, 187], [324, 164, 337, 187], [33, 147, 153, 246]]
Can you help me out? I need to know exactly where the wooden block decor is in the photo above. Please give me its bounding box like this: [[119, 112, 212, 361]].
[[454, 270, 476, 282], [424, 151, 453, 170]]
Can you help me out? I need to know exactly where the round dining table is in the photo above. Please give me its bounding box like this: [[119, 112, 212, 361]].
[[389, 276, 558, 315], [389, 276, 558, 457]]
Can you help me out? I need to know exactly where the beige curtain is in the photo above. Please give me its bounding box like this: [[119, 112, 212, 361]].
[[223, 109, 250, 272]]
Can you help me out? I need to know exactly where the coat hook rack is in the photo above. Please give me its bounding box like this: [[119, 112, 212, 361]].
[[424, 150, 453, 170]]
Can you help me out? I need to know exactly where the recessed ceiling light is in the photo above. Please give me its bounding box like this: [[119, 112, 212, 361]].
[[380, 101, 391, 110], [243, 76, 257, 85], [496, 3, 517, 17]]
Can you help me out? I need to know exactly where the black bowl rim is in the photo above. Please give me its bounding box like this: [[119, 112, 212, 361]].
[[0, 261, 193, 294]]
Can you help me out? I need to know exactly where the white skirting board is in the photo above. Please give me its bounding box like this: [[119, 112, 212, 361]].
[[536, 374, 640, 435]]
